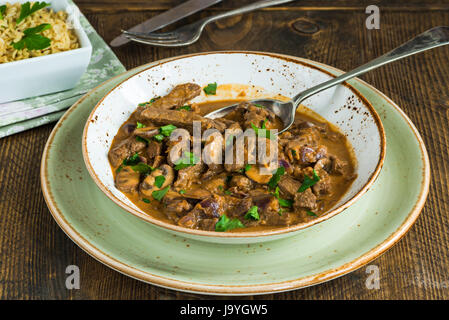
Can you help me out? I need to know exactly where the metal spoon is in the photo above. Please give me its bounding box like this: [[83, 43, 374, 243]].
[[205, 26, 449, 134]]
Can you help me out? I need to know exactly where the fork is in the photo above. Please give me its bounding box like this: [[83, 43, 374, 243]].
[[123, 0, 296, 47]]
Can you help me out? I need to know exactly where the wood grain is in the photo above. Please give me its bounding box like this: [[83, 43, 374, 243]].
[[1, 0, 449, 299]]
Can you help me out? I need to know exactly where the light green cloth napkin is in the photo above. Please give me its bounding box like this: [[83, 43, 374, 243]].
[[0, 4, 125, 138]]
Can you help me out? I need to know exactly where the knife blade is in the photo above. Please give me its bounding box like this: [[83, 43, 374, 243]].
[[110, 0, 222, 47]]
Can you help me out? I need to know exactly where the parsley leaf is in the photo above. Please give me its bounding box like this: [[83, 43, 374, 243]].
[[136, 122, 146, 129], [179, 190, 186, 195], [244, 164, 252, 172], [298, 169, 320, 192], [203, 82, 217, 95], [138, 97, 159, 107], [244, 206, 260, 221], [153, 134, 164, 142], [0, 5, 6, 20], [254, 103, 265, 109], [174, 152, 198, 170], [12, 23, 52, 50], [307, 211, 317, 217], [177, 105, 191, 111], [131, 163, 153, 174], [116, 153, 141, 173], [154, 175, 166, 188], [152, 186, 170, 201], [123, 153, 140, 166], [142, 198, 151, 203], [215, 215, 245, 232], [267, 167, 285, 190], [250, 121, 274, 140], [271, 187, 293, 208], [159, 124, 177, 137], [17, 2, 50, 24]]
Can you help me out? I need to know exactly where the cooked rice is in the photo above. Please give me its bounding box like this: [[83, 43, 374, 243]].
[[0, 2, 80, 63]]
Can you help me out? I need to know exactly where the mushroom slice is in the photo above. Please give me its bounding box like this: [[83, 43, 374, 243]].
[[245, 165, 272, 184], [139, 164, 175, 197], [181, 188, 211, 200], [133, 127, 159, 140], [115, 167, 140, 193]]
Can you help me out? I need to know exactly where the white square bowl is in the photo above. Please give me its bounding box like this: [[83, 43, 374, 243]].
[[0, 0, 92, 103]]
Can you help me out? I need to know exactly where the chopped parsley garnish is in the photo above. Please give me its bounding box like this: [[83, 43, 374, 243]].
[[291, 149, 297, 157], [131, 163, 154, 174], [152, 186, 170, 201], [218, 185, 224, 191], [307, 211, 317, 217], [203, 82, 217, 95], [244, 164, 252, 172], [179, 190, 186, 195], [250, 121, 274, 140], [138, 97, 159, 107], [278, 208, 284, 216], [267, 167, 285, 190], [0, 5, 6, 20], [12, 23, 51, 50], [177, 105, 191, 111], [174, 152, 198, 170], [159, 124, 177, 136], [123, 153, 140, 166], [136, 122, 146, 129], [244, 206, 260, 221], [224, 190, 232, 195], [298, 169, 320, 193], [153, 124, 177, 141], [135, 136, 150, 144], [17, 2, 50, 24], [142, 198, 151, 203], [271, 187, 293, 208], [215, 215, 245, 232], [153, 134, 164, 142], [254, 104, 265, 109], [154, 175, 166, 188]]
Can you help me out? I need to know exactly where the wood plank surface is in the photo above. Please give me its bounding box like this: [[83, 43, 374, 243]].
[[1, 0, 449, 299]]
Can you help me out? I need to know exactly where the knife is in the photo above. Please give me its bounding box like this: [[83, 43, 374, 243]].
[[110, 0, 223, 47]]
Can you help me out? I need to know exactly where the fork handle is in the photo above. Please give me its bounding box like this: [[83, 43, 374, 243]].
[[293, 26, 449, 106], [202, 0, 296, 25]]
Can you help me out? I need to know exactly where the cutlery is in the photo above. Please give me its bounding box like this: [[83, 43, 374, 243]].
[[110, 0, 222, 47], [205, 26, 449, 133], [124, 0, 295, 47]]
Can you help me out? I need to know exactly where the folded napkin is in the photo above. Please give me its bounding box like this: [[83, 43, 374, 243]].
[[0, 3, 126, 138]]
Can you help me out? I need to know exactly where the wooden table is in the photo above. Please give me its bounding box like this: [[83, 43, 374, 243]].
[[1, 0, 448, 300]]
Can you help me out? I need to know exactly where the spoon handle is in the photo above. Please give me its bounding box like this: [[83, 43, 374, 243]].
[[293, 26, 449, 106]]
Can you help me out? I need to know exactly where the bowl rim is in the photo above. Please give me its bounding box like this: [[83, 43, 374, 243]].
[[82, 51, 387, 239]]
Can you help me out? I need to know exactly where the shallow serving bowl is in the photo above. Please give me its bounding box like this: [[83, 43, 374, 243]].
[[82, 52, 386, 244], [0, 0, 92, 103]]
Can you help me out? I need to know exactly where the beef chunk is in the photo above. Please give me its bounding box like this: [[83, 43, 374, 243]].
[[330, 155, 348, 175], [312, 169, 331, 196], [108, 137, 146, 167], [151, 83, 201, 110], [202, 164, 224, 180], [294, 188, 317, 211], [140, 108, 226, 133], [203, 174, 228, 193], [198, 218, 219, 231], [115, 167, 140, 193], [277, 175, 301, 199], [174, 163, 206, 190], [146, 140, 163, 160], [231, 197, 253, 217], [229, 175, 253, 193]]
